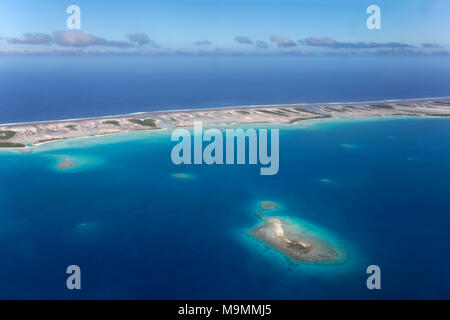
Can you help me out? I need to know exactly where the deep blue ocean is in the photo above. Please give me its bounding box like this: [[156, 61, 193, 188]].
[[0, 55, 450, 123], [0, 118, 450, 299]]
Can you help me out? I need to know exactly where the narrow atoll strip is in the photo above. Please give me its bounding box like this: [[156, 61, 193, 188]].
[[1, 98, 450, 150]]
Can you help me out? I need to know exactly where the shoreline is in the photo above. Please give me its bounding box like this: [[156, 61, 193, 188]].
[[1, 96, 449, 127], [11, 115, 425, 149], [1, 97, 450, 150], [0, 115, 444, 154]]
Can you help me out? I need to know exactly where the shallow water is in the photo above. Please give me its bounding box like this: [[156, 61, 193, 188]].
[[0, 118, 449, 299]]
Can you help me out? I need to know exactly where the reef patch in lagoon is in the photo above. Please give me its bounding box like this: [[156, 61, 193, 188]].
[[250, 216, 348, 264]]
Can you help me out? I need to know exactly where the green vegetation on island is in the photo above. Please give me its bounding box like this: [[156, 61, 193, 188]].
[[128, 118, 157, 127], [0, 142, 25, 148], [432, 101, 450, 106], [257, 109, 289, 117], [425, 113, 450, 117], [279, 108, 296, 113], [369, 104, 394, 109], [287, 240, 309, 251], [65, 124, 78, 131], [0, 130, 17, 140], [103, 120, 121, 126], [0, 131, 22, 147]]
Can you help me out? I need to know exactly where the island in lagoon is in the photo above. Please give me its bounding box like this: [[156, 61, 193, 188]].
[[250, 217, 347, 264], [249, 201, 347, 264]]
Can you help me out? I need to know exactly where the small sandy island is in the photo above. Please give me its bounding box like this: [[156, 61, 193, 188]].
[[250, 217, 347, 264]]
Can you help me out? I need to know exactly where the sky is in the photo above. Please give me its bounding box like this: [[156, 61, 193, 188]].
[[0, 0, 449, 56]]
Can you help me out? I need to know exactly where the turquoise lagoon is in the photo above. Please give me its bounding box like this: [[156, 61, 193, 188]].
[[0, 117, 450, 299]]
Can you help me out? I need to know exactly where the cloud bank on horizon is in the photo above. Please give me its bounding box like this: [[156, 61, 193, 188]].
[[2, 31, 448, 56], [5, 31, 157, 48], [0, 0, 449, 56]]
